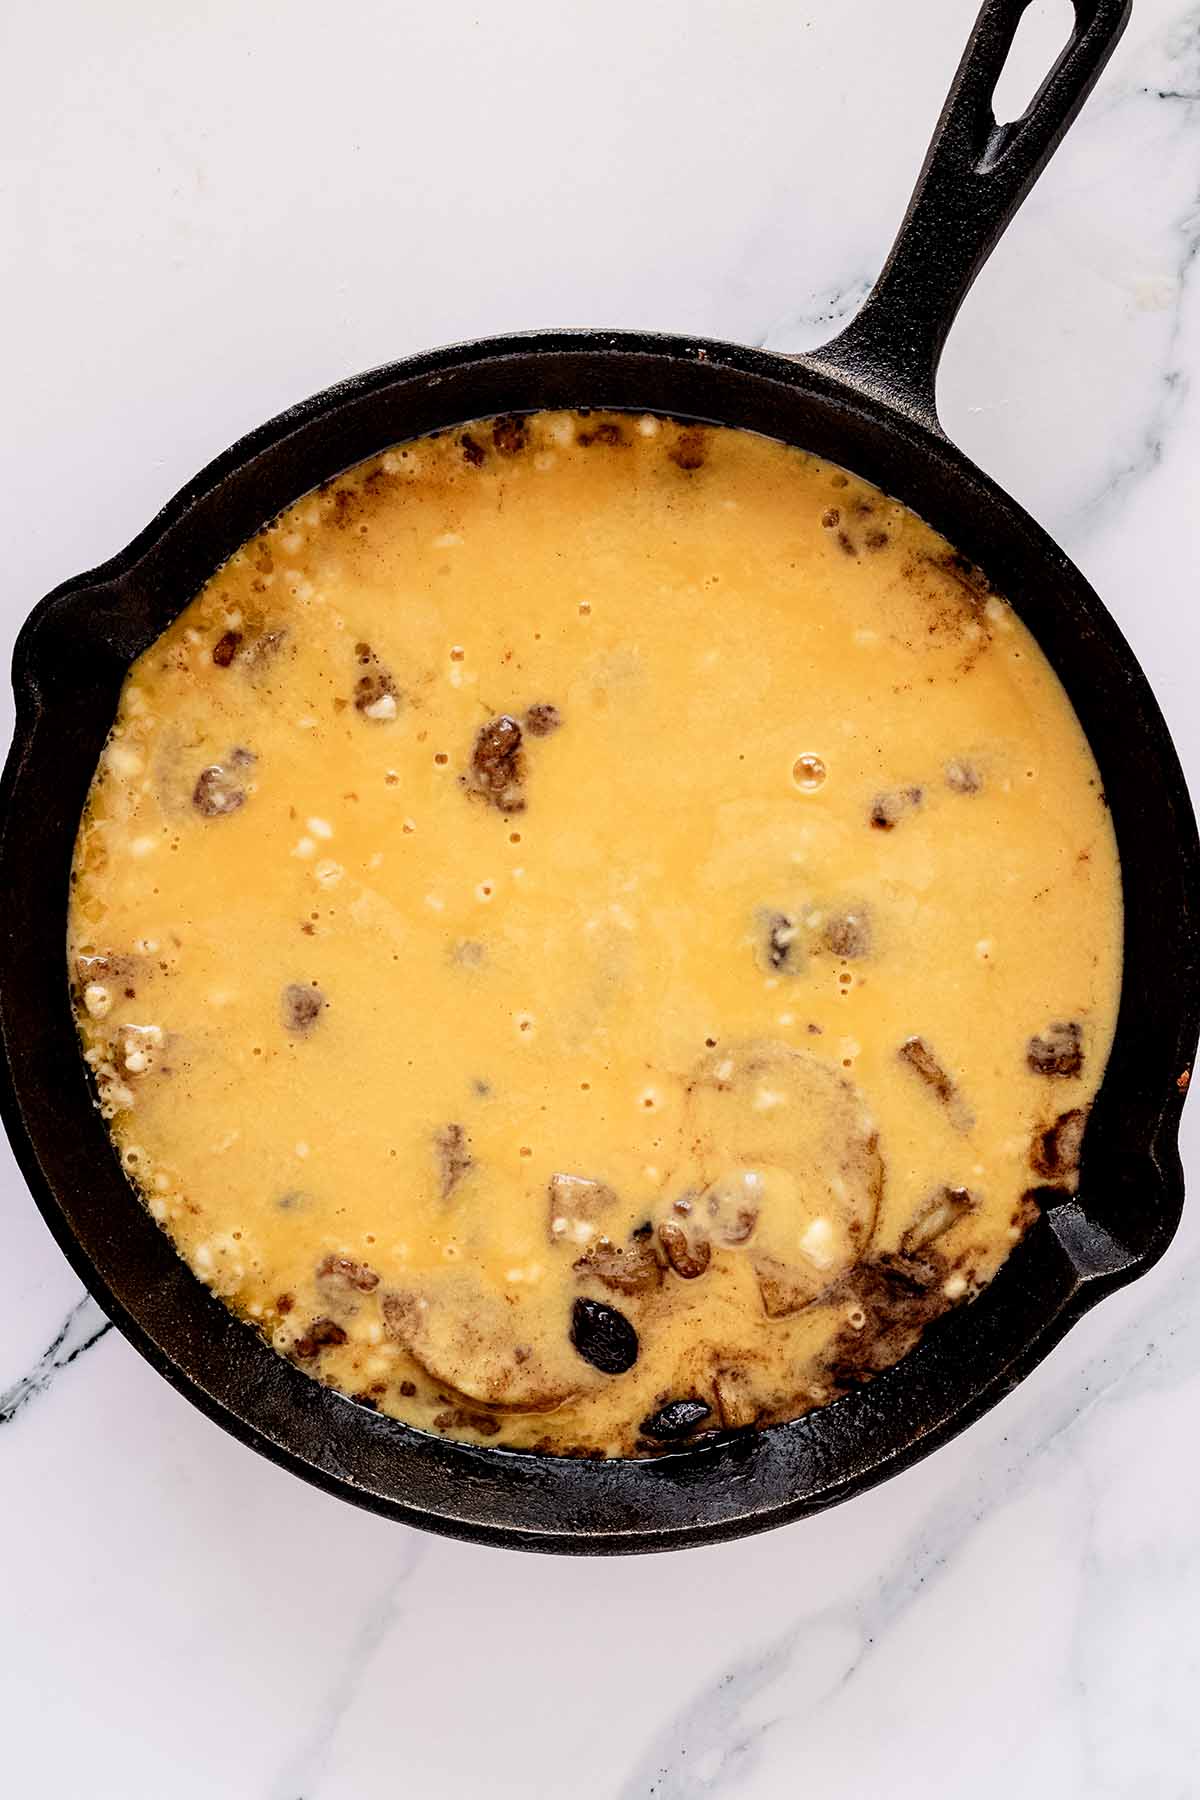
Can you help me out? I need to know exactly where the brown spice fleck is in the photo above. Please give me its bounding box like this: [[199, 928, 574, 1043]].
[[211, 630, 242, 667], [524, 702, 562, 737], [461, 433, 485, 466], [669, 426, 707, 471], [946, 758, 982, 795]]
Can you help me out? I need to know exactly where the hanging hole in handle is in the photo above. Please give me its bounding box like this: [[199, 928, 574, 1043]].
[[991, 0, 1076, 123]]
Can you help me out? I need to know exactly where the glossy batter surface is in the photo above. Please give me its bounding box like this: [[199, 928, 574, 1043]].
[[68, 412, 1122, 1455]]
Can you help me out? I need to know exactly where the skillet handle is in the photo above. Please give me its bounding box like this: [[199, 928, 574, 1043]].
[[808, 0, 1132, 429]]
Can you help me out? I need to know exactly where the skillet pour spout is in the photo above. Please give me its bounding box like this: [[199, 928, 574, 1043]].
[[3, 0, 1197, 1553]]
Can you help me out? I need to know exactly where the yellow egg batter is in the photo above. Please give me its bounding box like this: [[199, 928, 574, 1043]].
[[67, 411, 1122, 1455]]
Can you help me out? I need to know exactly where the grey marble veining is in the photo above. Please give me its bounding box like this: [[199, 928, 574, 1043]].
[[2, 2, 1199, 1795]]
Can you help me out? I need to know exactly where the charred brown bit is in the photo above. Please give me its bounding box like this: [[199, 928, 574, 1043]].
[[825, 1254, 952, 1387], [192, 764, 246, 817], [574, 1237, 663, 1296], [836, 529, 857, 557], [657, 1218, 711, 1280], [548, 1172, 618, 1241], [640, 1398, 712, 1441], [434, 1122, 473, 1198], [758, 909, 800, 974], [433, 1406, 501, 1437], [864, 528, 889, 551], [821, 507, 840, 529], [523, 703, 562, 737], [753, 1254, 821, 1318], [945, 758, 982, 795], [316, 1253, 380, 1295], [1027, 1021, 1084, 1078], [293, 1316, 348, 1359], [211, 629, 242, 667], [309, 1319, 348, 1347], [870, 787, 923, 831], [492, 414, 527, 455], [1030, 1106, 1088, 1181], [467, 714, 525, 813], [900, 1186, 975, 1255], [353, 642, 399, 720], [282, 983, 324, 1034], [823, 909, 871, 959], [669, 426, 707, 471], [460, 433, 485, 466], [899, 1036, 955, 1105]]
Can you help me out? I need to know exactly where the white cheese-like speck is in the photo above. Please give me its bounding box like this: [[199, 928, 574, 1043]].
[[106, 743, 143, 779], [800, 1216, 836, 1268]]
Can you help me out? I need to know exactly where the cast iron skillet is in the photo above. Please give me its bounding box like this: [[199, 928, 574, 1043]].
[[2, 0, 1196, 1554]]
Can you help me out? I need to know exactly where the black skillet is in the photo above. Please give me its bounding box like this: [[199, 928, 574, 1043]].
[[2, 0, 1196, 1554]]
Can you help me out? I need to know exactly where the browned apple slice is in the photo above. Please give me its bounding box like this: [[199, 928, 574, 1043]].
[[683, 1041, 884, 1319], [381, 1280, 593, 1413]]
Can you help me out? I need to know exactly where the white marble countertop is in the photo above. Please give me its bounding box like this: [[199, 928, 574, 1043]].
[[4, 1, 1200, 1794]]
